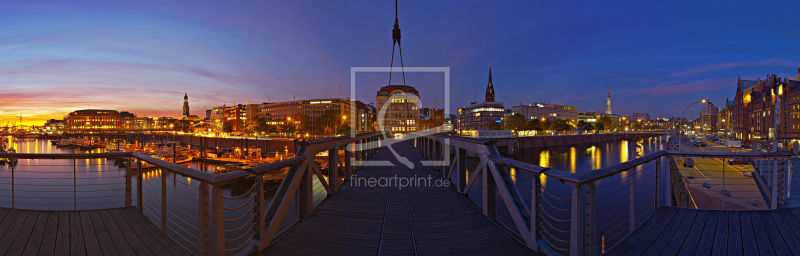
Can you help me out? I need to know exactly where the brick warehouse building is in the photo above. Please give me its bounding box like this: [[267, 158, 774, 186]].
[[731, 69, 800, 141]]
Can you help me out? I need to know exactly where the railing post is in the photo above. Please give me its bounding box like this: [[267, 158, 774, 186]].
[[10, 158, 14, 209], [161, 169, 168, 232], [629, 168, 635, 232], [663, 156, 672, 207], [328, 148, 337, 193], [569, 185, 585, 256], [458, 147, 467, 193], [482, 161, 497, 219], [74, 159, 77, 210], [125, 158, 132, 207], [773, 159, 779, 209], [655, 158, 660, 209], [345, 144, 352, 179], [586, 182, 597, 256], [255, 174, 265, 241], [299, 163, 313, 218], [137, 160, 143, 211], [211, 185, 225, 255], [722, 157, 725, 210], [531, 173, 541, 246], [198, 182, 210, 256]]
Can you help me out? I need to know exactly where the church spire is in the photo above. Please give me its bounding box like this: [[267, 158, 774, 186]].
[[183, 91, 190, 118], [605, 85, 612, 115], [485, 66, 495, 102]]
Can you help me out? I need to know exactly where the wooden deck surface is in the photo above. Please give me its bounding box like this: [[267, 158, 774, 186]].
[[0, 207, 191, 256], [606, 206, 800, 255], [262, 141, 534, 255]]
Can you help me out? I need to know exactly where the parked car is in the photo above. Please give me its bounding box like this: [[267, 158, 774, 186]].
[[683, 157, 694, 168], [727, 158, 751, 165]]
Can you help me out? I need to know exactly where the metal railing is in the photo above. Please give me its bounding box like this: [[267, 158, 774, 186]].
[[413, 134, 795, 256], [0, 132, 383, 256]]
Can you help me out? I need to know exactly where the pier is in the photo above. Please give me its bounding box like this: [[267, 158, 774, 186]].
[[0, 132, 798, 255]]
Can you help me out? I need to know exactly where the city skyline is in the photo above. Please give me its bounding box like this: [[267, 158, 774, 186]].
[[3, 0, 800, 126]]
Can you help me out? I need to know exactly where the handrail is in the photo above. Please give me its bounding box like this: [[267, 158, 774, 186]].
[[416, 133, 796, 256], [0, 152, 132, 159]]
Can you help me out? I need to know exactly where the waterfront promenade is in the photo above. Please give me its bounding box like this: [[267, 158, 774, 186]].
[[262, 141, 533, 255]]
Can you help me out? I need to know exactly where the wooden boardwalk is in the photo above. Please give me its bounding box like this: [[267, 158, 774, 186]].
[[607, 207, 800, 255], [262, 141, 534, 255], [0, 207, 191, 256]]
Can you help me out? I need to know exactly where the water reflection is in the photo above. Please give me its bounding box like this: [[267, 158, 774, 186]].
[[507, 136, 667, 253]]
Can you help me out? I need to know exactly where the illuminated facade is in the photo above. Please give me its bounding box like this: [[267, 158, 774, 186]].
[[458, 102, 505, 131], [64, 110, 121, 131], [376, 85, 420, 136], [419, 108, 446, 132], [579, 111, 602, 123], [458, 68, 504, 131], [731, 70, 800, 140], [511, 103, 578, 122], [258, 98, 374, 134]]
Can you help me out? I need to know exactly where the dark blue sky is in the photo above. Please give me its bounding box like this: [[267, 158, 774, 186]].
[[2, 0, 799, 124]]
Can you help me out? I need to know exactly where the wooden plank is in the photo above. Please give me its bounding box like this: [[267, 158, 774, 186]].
[[770, 210, 800, 255], [605, 208, 668, 254], [711, 211, 729, 256], [692, 210, 718, 256], [97, 209, 136, 256], [750, 209, 775, 255], [118, 207, 186, 255], [727, 211, 743, 256], [108, 208, 156, 256], [123, 207, 192, 255], [54, 212, 70, 255], [642, 208, 692, 255], [738, 211, 759, 256], [760, 211, 792, 255], [624, 207, 681, 255], [89, 211, 120, 256], [21, 212, 49, 256], [7, 211, 39, 256], [79, 211, 103, 256], [663, 210, 708, 255], [37, 212, 59, 256], [0, 210, 25, 255], [69, 212, 86, 256]]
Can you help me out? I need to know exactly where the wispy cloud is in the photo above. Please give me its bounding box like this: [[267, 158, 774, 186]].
[[670, 59, 800, 77]]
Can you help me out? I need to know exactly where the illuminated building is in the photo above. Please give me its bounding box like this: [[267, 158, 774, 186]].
[[700, 102, 718, 134], [579, 111, 602, 123], [730, 70, 800, 140], [64, 110, 121, 131], [458, 67, 504, 131], [258, 98, 374, 135], [512, 103, 578, 122], [419, 108, 446, 132], [630, 113, 650, 123], [376, 85, 420, 137]]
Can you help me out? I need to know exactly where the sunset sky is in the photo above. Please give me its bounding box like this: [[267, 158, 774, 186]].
[[2, 0, 800, 126]]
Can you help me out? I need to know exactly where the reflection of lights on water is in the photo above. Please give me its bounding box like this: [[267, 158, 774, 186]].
[[620, 141, 629, 163], [569, 147, 576, 173], [187, 177, 192, 185], [539, 150, 549, 168]]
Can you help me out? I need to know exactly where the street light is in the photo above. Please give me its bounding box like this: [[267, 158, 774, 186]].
[[678, 99, 707, 150]]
